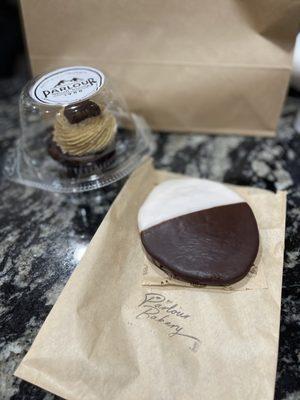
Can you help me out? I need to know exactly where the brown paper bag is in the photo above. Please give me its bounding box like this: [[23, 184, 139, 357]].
[[20, 0, 300, 136], [15, 160, 287, 400]]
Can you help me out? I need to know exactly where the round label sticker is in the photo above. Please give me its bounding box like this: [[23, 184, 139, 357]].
[[30, 66, 105, 105]]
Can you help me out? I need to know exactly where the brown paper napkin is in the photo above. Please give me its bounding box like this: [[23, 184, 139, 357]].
[[15, 159, 287, 400]]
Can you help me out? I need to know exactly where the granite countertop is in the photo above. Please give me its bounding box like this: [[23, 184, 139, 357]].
[[0, 74, 299, 400]]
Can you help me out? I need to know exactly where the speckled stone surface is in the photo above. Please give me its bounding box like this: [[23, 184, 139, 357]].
[[0, 74, 299, 400]]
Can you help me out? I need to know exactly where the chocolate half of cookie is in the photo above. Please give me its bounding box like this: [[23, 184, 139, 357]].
[[138, 178, 259, 286], [64, 100, 101, 124]]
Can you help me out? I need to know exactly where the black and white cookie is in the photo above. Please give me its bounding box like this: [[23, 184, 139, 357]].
[[138, 178, 259, 286]]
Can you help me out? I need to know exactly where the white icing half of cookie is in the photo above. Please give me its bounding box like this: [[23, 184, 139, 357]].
[[138, 178, 244, 231]]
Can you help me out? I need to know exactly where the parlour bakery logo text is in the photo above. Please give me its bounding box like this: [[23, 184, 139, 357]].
[[30, 66, 105, 106], [42, 76, 98, 100], [136, 293, 201, 352]]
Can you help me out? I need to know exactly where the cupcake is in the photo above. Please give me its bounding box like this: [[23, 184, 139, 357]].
[[48, 99, 117, 170]]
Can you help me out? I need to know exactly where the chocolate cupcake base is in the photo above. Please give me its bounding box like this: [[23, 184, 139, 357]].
[[48, 139, 116, 177]]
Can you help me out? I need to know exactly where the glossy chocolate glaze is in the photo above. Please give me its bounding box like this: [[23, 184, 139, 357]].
[[141, 202, 259, 285]]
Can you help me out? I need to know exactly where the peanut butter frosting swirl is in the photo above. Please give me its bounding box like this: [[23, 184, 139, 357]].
[[53, 102, 117, 156]]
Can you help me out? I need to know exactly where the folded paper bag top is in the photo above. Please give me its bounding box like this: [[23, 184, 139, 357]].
[[20, 0, 300, 136], [15, 160, 287, 400]]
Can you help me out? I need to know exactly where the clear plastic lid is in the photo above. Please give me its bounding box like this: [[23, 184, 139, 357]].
[[4, 66, 154, 193]]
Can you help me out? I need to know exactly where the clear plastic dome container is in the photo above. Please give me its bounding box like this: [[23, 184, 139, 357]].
[[4, 66, 153, 192]]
